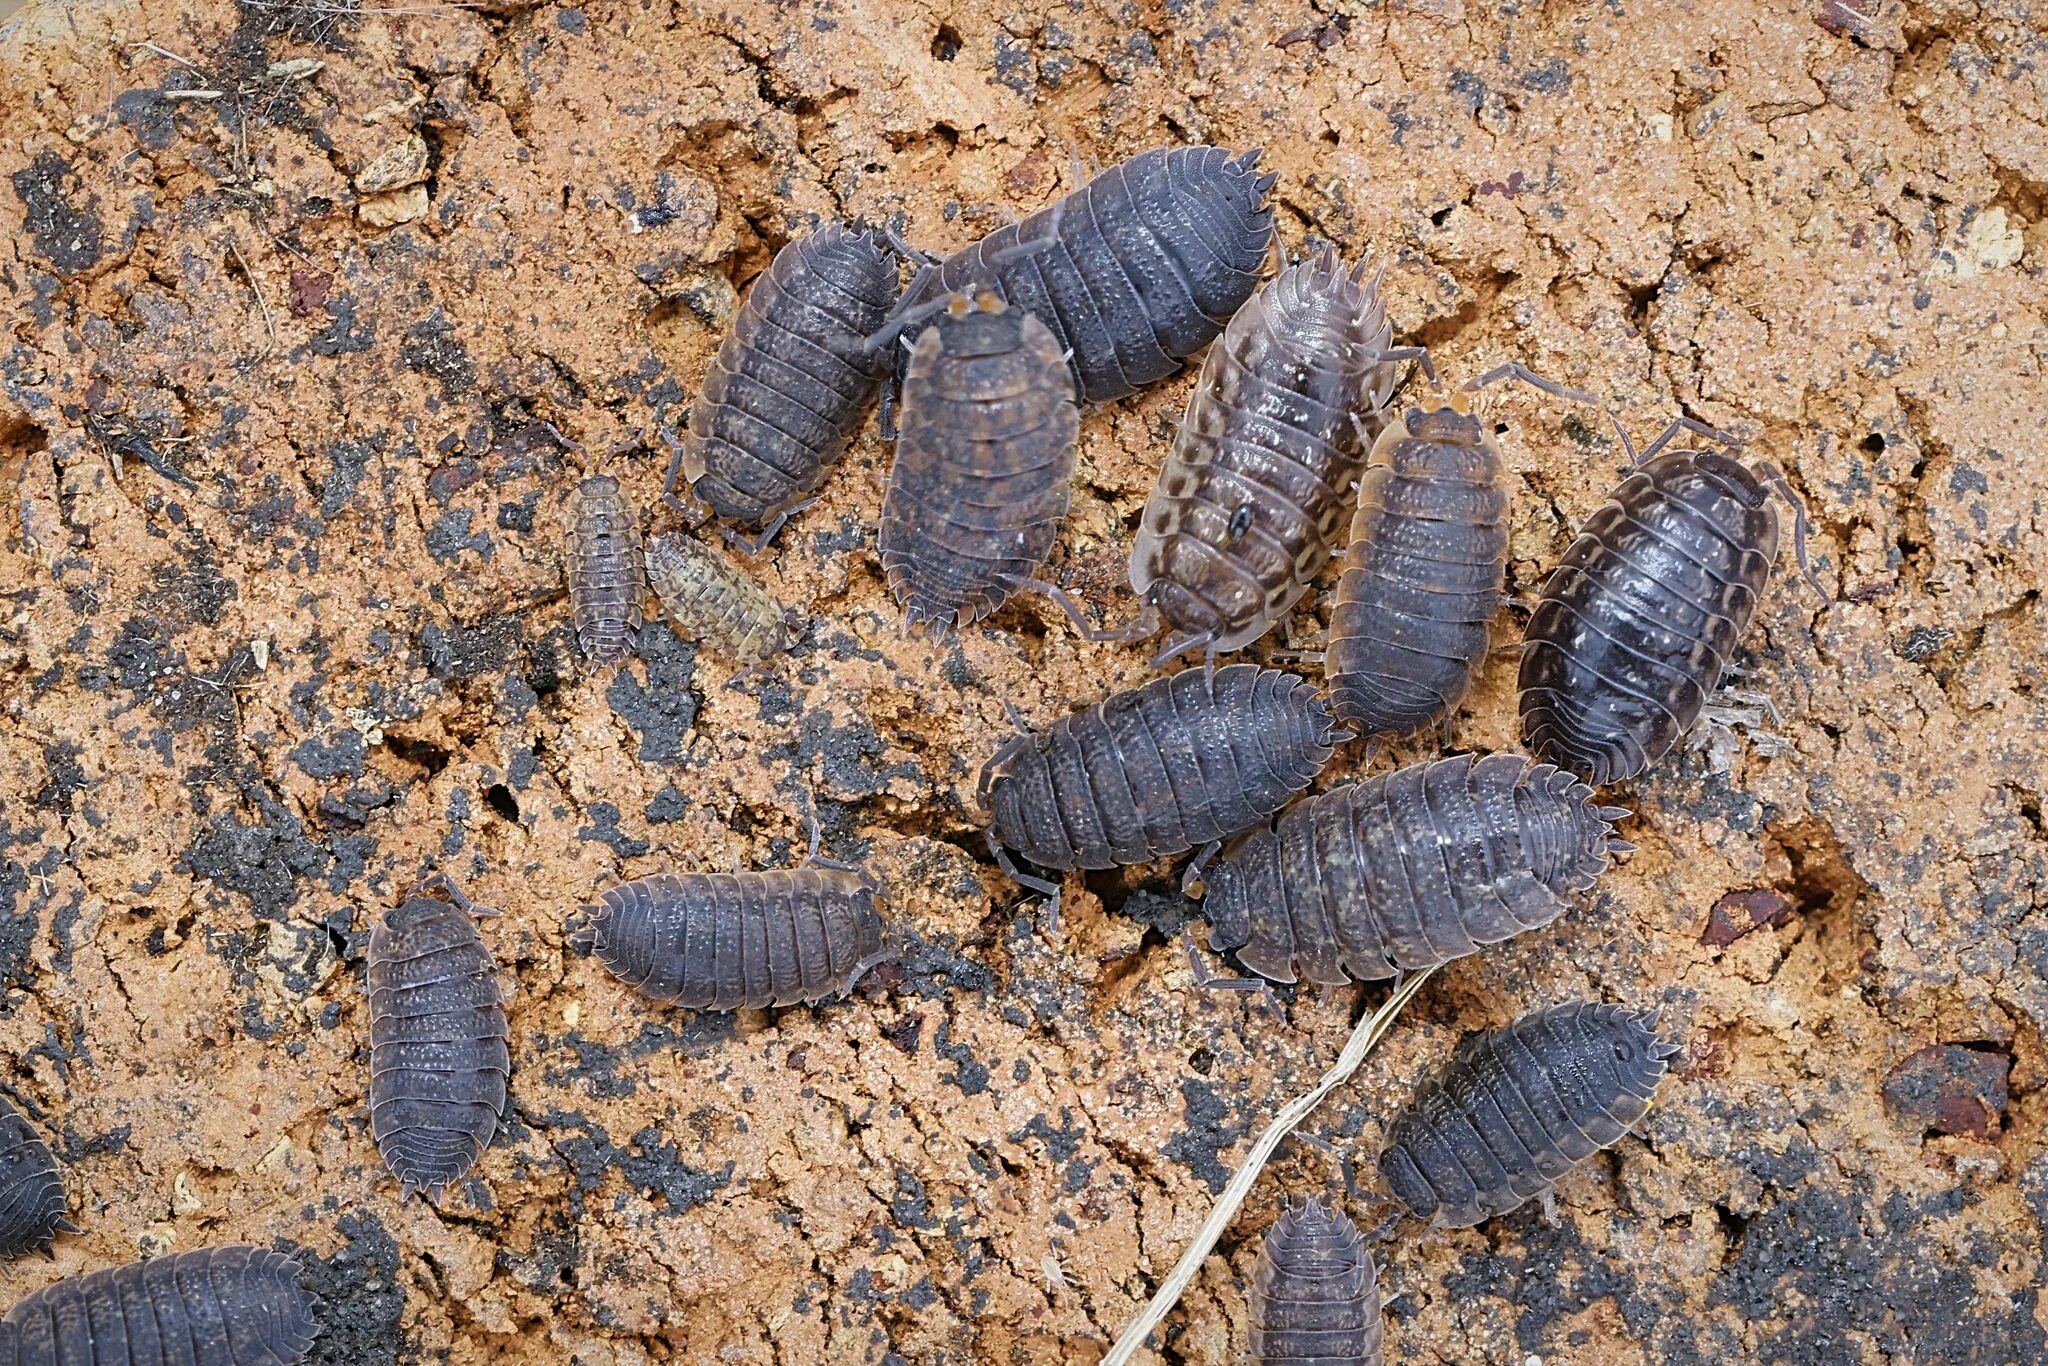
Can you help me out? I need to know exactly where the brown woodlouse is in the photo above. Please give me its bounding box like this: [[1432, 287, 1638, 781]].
[[1249, 1198, 1384, 1366], [566, 472, 644, 668], [979, 665, 1340, 899], [0, 1093, 74, 1262], [367, 875, 509, 1203], [645, 531, 796, 663], [1189, 752, 1631, 986], [877, 292, 1080, 636], [1378, 1001, 1679, 1227], [0, 1244, 319, 1365], [1518, 418, 1828, 784]]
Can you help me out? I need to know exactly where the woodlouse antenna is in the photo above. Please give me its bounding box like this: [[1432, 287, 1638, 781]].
[[1363, 343, 1441, 393], [1755, 460, 1833, 606], [1638, 414, 1743, 462], [1462, 360, 1596, 407]]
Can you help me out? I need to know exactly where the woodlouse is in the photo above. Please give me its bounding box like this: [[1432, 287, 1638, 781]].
[[1191, 753, 1630, 986], [367, 875, 509, 1203], [877, 292, 1079, 636], [1249, 1198, 1383, 1366], [1518, 419, 1827, 785], [1378, 1001, 1680, 1227], [0, 1244, 319, 1364], [566, 473, 644, 668], [882, 146, 1276, 404], [645, 531, 796, 662], [979, 665, 1340, 897], [0, 1094, 73, 1263]]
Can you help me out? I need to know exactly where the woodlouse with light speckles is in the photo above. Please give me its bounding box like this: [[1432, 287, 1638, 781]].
[[646, 531, 796, 663], [565, 472, 644, 668], [0, 1244, 319, 1364], [0, 1093, 73, 1263], [1249, 1198, 1383, 1366]]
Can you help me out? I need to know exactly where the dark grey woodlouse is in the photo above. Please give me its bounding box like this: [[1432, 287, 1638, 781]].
[[566, 473, 644, 668], [645, 532, 796, 663], [1378, 1002, 1680, 1228], [0, 1244, 319, 1365], [881, 146, 1276, 405], [877, 293, 1079, 636], [367, 876, 509, 1203], [979, 665, 1340, 897], [0, 1095, 72, 1263], [1249, 1198, 1383, 1366], [1518, 421, 1826, 784], [1191, 753, 1631, 986]]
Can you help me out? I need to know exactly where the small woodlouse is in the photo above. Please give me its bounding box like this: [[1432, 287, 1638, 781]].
[[645, 532, 796, 662], [1125, 247, 1399, 665], [1519, 419, 1827, 785], [980, 665, 1340, 897], [883, 146, 1276, 404], [1378, 1001, 1680, 1227], [1192, 752, 1631, 986], [1249, 1198, 1383, 1366], [877, 292, 1079, 636], [368, 876, 509, 1203], [566, 473, 645, 668], [0, 1094, 73, 1262], [672, 225, 902, 533], [0, 1244, 319, 1365]]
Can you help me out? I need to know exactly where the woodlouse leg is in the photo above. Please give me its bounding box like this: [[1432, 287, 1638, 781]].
[[1282, 1127, 1364, 1201], [1362, 344, 1442, 392], [998, 575, 1162, 644], [1539, 1189, 1561, 1226], [985, 830, 1063, 901], [1148, 628, 1217, 671], [724, 499, 816, 557], [1180, 925, 1285, 1017], [1180, 839, 1223, 896], [1755, 460, 1834, 605], [1462, 360, 1596, 408], [655, 425, 713, 525], [977, 733, 1034, 809], [417, 872, 500, 918]]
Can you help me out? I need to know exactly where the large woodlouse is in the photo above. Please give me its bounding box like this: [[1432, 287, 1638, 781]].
[[1191, 753, 1631, 986], [1518, 418, 1827, 784], [0, 1244, 319, 1364], [881, 146, 1276, 404], [980, 665, 1340, 897], [645, 531, 796, 663], [877, 292, 1080, 636], [669, 225, 902, 535], [1378, 1001, 1680, 1227], [1248, 1198, 1383, 1366], [566, 473, 645, 668], [0, 1094, 73, 1262], [367, 875, 509, 1203]]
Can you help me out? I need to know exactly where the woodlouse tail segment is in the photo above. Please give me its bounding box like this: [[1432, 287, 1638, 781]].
[[1754, 459, 1834, 607]]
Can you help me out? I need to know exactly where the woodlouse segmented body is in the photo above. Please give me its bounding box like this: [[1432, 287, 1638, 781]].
[[1249, 1198, 1384, 1366], [0, 1244, 319, 1365], [566, 473, 644, 668], [646, 532, 795, 662], [1128, 248, 1398, 663], [1195, 753, 1627, 986], [570, 864, 890, 1011], [980, 665, 1339, 883], [367, 879, 508, 1202], [878, 293, 1079, 635], [1519, 448, 1783, 785], [1378, 1002, 1679, 1228], [680, 225, 902, 526], [1326, 396, 1506, 738], [886, 146, 1276, 404], [0, 1094, 71, 1262]]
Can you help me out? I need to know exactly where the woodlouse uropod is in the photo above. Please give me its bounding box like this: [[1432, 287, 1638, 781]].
[[645, 531, 797, 663], [1189, 752, 1631, 986], [367, 875, 509, 1203], [0, 1093, 74, 1263], [0, 1244, 319, 1365], [877, 292, 1080, 636], [1249, 1198, 1384, 1366], [565, 472, 645, 669], [1378, 1001, 1680, 1227], [1518, 417, 1828, 785]]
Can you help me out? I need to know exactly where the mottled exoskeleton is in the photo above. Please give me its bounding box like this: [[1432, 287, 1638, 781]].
[[1519, 422, 1826, 784], [675, 225, 902, 530], [1249, 1198, 1384, 1366], [0, 1094, 72, 1262], [1126, 248, 1399, 665], [1378, 1002, 1680, 1227], [646, 532, 796, 662], [367, 876, 509, 1202], [1192, 753, 1630, 986], [566, 473, 644, 668], [0, 1244, 319, 1365], [883, 146, 1276, 404], [877, 293, 1080, 635], [980, 665, 1340, 897]]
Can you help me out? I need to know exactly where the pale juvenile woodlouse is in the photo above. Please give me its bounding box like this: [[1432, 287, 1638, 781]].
[[0, 1244, 319, 1364], [1248, 1197, 1384, 1366], [645, 531, 796, 663], [565, 472, 645, 668]]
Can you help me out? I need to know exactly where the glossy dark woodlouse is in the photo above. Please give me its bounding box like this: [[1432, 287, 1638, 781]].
[[367, 876, 509, 1203], [1378, 1001, 1679, 1227], [646, 532, 795, 663], [0, 1244, 319, 1365], [0, 1094, 73, 1262], [1191, 753, 1631, 986], [980, 665, 1340, 898], [882, 145, 1276, 404], [1249, 1198, 1384, 1366], [877, 292, 1080, 636], [565, 473, 644, 668]]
